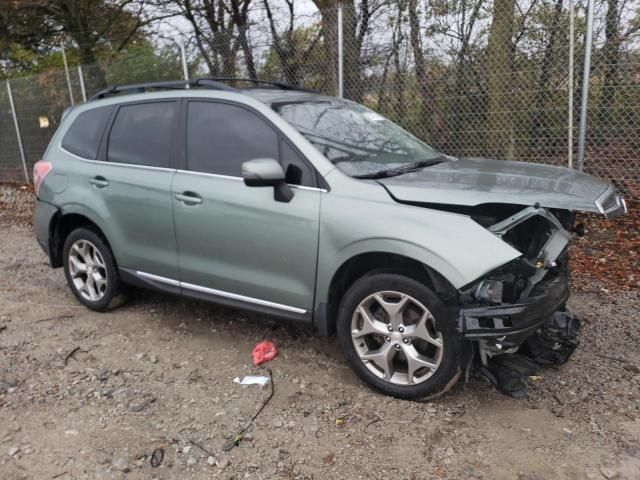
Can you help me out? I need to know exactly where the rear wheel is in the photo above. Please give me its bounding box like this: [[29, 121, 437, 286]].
[[337, 273, 462, 399], [63, 227, 122, 311]]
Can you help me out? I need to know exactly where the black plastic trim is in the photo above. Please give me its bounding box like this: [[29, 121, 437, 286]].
[[459, 276, 569, 338], [313, 302, 332, 336]]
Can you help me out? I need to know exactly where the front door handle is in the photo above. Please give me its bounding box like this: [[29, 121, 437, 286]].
[[89, 176, 109, 188], [175, 192, 203, 205]]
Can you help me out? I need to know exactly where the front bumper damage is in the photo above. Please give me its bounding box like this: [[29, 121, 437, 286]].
[[459, 275, 569, 343], [455, 205, 580, 396], [457, 205, 573, 345]]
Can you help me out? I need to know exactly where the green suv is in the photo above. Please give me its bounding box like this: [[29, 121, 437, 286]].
[[33, 78, 627, 399]]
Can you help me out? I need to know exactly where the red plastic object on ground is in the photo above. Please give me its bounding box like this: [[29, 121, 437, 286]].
[[252, 341, 278, 366]]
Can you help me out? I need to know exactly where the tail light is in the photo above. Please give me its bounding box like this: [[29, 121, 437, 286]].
[[33, 160, 53, 197]]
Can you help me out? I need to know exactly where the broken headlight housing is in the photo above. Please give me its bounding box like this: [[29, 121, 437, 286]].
[[468, 206, 572, 303], [595, 185, 627, 219]]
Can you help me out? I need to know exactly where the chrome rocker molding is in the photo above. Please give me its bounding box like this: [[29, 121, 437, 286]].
[[120, 268, 309, 322]]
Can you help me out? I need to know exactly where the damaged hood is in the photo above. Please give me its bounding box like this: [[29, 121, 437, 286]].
[[378, 157, 615, 213]]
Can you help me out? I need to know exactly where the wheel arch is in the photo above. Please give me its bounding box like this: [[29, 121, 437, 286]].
[[314, 250, 459, 336], [50, 211, 113, 268]]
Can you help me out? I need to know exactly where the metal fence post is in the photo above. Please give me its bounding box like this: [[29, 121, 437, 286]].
[[61, 41, 74, 106], [337, 4, 344, 98], [181, 41, 189, 86], [77, 65, 87, 102], [6, 80, 30, 183], [567, 0, 575, 168], [577, 0, 595, 172]]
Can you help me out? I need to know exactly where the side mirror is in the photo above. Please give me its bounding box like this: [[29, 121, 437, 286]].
[[242, 158, 294, 203]]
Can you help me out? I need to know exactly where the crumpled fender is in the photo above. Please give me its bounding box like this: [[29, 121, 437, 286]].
[[314, 183, 522, 309]]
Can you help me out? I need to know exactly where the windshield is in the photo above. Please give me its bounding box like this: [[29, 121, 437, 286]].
[[274, 100, 443, 177]]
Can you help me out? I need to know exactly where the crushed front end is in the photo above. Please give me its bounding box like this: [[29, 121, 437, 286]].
[[456, 204, 596, 395], [459, 205, 573, 342]]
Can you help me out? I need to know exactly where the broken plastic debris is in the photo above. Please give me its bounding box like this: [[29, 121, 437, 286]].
[[252, 341, 278, 366], [234, 375, 270, 386]]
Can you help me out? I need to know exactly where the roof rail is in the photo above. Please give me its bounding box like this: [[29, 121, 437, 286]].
[[89, 79, 236, 101], [204, 77, 318, 93]]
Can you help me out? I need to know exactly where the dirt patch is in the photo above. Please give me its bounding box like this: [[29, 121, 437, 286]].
[[1, 187, 639, 479]]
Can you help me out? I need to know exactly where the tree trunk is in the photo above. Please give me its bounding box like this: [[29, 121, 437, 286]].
[[74, 33, 106, 90], [450, 0, 484, 154], [313, 0, 339, 95], [486, 0, 515, 157], [597, 0, 621, 138], [342, 2, 362, 101], [529, 0, 563, 148], [408, 0, 444, 145]]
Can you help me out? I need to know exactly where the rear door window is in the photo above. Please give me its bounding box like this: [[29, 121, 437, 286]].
[[61, 106, 113, 159], [107, 102, 176, 168]]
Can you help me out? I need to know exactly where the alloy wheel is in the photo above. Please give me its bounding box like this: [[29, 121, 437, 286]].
[[68, 239, 108, 302], [350, 291, 443, 385]]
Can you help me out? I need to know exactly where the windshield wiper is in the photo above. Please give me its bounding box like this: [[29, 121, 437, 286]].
[[352, 158, 447, 179]]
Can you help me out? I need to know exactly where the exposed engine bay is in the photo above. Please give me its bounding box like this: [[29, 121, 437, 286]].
[[457, 204, 580, 396]]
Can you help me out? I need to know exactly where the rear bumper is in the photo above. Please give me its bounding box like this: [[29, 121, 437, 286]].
[[458, 276, 569, 341], [33, 199, 59, 259]]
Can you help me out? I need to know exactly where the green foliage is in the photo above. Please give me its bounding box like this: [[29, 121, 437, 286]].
[[104, 43, 183, 85]]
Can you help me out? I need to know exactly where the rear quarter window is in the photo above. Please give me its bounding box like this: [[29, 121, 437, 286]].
[[61, 106, 113, 159]]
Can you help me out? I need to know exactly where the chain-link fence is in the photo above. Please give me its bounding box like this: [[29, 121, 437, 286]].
[[1, 1, 638, 200]]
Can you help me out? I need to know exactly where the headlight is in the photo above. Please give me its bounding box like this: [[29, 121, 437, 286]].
[[595, 185, 627, 218]]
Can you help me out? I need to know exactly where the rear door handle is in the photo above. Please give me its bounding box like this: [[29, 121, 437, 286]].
[[175, 192, 203, 205], [89, 176, 109, 188]]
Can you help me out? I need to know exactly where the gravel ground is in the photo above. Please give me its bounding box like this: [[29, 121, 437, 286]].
[[1, 185, 639, 479]]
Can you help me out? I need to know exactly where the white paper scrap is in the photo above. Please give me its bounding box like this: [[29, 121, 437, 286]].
[[233, 375, 270, 386]]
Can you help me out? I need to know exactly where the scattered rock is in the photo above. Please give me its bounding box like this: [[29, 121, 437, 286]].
[[207, 456, 216, 466], [130, 396, 156, 412], [599, 466, 620, 479], [0, 381, 16, 394], [562, 428, 573, 440], [623, 364, 640, 374], [186, 456, 197, 466], [112, 457, 129, 471], [8, 447, 20, 457], [217, 458, 230, 469]]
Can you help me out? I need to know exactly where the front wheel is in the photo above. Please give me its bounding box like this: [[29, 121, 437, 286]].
[[63, 227, 122, 311], [337, 273, 462, 399]]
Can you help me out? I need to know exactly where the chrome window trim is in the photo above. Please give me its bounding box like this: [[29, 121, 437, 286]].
[[135, 270, 307, 314], [176, 169, 243, 181], [61, 146, 327, 191], [60, 145, 176, 173], [175, 169, 328, 192]]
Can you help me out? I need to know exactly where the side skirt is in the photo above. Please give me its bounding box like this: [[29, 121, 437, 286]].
[[119, 267, 312, 324]]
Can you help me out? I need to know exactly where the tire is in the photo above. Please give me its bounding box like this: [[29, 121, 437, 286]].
[[63, 227, 122, 311], [336, 272, 462, 399]]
